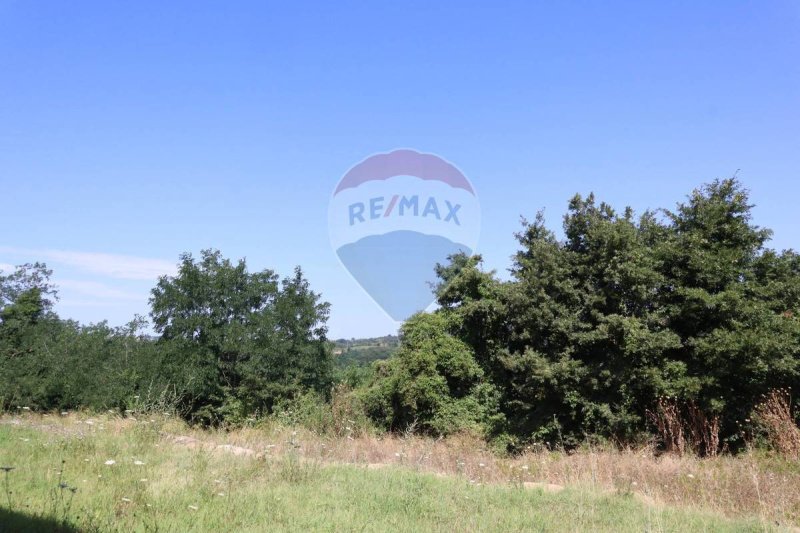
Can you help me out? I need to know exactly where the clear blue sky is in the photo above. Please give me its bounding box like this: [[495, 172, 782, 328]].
[[1, 1, 798, 338]]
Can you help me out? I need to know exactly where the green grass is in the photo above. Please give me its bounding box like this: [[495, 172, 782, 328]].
[[0, 420, 779, 532]]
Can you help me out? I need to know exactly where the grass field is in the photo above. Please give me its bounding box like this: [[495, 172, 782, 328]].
[[0, 413, 796, 532]]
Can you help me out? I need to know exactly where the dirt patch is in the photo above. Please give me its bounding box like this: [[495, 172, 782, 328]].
[[522, 481, 565, 493]]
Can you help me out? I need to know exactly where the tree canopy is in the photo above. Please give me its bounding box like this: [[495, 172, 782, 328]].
[[0, 251, 333, 424], [150, 249, 332, 423], [1, 180, 798, 453], [367, 179, 800, 450]]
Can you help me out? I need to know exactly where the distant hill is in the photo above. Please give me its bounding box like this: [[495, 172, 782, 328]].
[[332, 335, 400, 366]]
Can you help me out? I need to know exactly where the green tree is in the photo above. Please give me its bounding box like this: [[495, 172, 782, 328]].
[[0, 263, 58, 352], [0, 262, 57, 312], [376, 178, 800, 450], [238, 267, 333, 414], [149, 250, 332, 423], [362, 312, 501, 436], [0, 264, 63, 407], [656, 180, 800, 442]]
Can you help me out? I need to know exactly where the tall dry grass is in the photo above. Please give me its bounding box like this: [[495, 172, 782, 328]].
[[3, 390, 800, 528], [647, 397, 720, 457], [1, 416, 765, 533], [155, 416, 800, 527], [753, 388, 800, 460]]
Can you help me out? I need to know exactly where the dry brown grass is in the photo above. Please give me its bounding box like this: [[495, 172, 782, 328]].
[[165, 418, 800, 527], [647, 397, 720, 457], [754, 388, 800, 460], [4, 410, 800, 528]]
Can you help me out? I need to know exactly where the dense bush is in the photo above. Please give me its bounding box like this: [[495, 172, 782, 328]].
[[0, 313, 189, 413], [362, 312, 502, 436], [367, 179, 800, 450]]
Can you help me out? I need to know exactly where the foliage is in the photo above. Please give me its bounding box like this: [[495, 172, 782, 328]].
[[0, 262, 58, 312], [149, 250, 333, 423], [3, 179, 799, 453], [362, 312, 502, 436], [370, 179, 800, 450], [0, 251, 333, 425], [0, 314, 192, 413]]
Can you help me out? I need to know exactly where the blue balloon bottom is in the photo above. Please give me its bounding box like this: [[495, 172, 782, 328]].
[[336, 230, 472, 321]]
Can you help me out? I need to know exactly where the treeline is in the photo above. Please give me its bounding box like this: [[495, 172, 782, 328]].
[[334, 336, 400, 367], [361, 179, 800, 451], [1, 178, 799, 453], [0, 251, 333, 425]]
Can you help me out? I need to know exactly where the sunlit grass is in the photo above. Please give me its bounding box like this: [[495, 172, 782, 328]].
[[0, 414, 788, 532]]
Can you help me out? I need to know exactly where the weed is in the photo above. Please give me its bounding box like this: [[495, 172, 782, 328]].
[[752, 388, 800, 459]]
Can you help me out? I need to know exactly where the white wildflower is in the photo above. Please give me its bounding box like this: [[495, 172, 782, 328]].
[[188, 505, 199, 511], [104, 460, 116, 466], [133, 460, 145, 466]]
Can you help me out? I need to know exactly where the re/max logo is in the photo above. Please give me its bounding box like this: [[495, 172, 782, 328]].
[[348, 195, 461, 226]]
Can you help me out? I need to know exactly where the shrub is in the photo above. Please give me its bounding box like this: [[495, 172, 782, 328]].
[[362, 313, 501, 437]]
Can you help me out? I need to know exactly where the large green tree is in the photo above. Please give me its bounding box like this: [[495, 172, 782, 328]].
[[0, 263, 58, 353], [380, 179, 800, 450], [149, 250, 332, 423]]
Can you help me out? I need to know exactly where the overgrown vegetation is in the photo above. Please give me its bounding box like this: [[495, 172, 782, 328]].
[[0, 250, 332, 426], [2, 178, 799, 458], [333, 335, 399, 367], [363, 178, 800, 452], [0, 412, 790, 531]]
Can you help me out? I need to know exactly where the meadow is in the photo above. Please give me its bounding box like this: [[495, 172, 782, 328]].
[[1, 411, 798, 532]]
